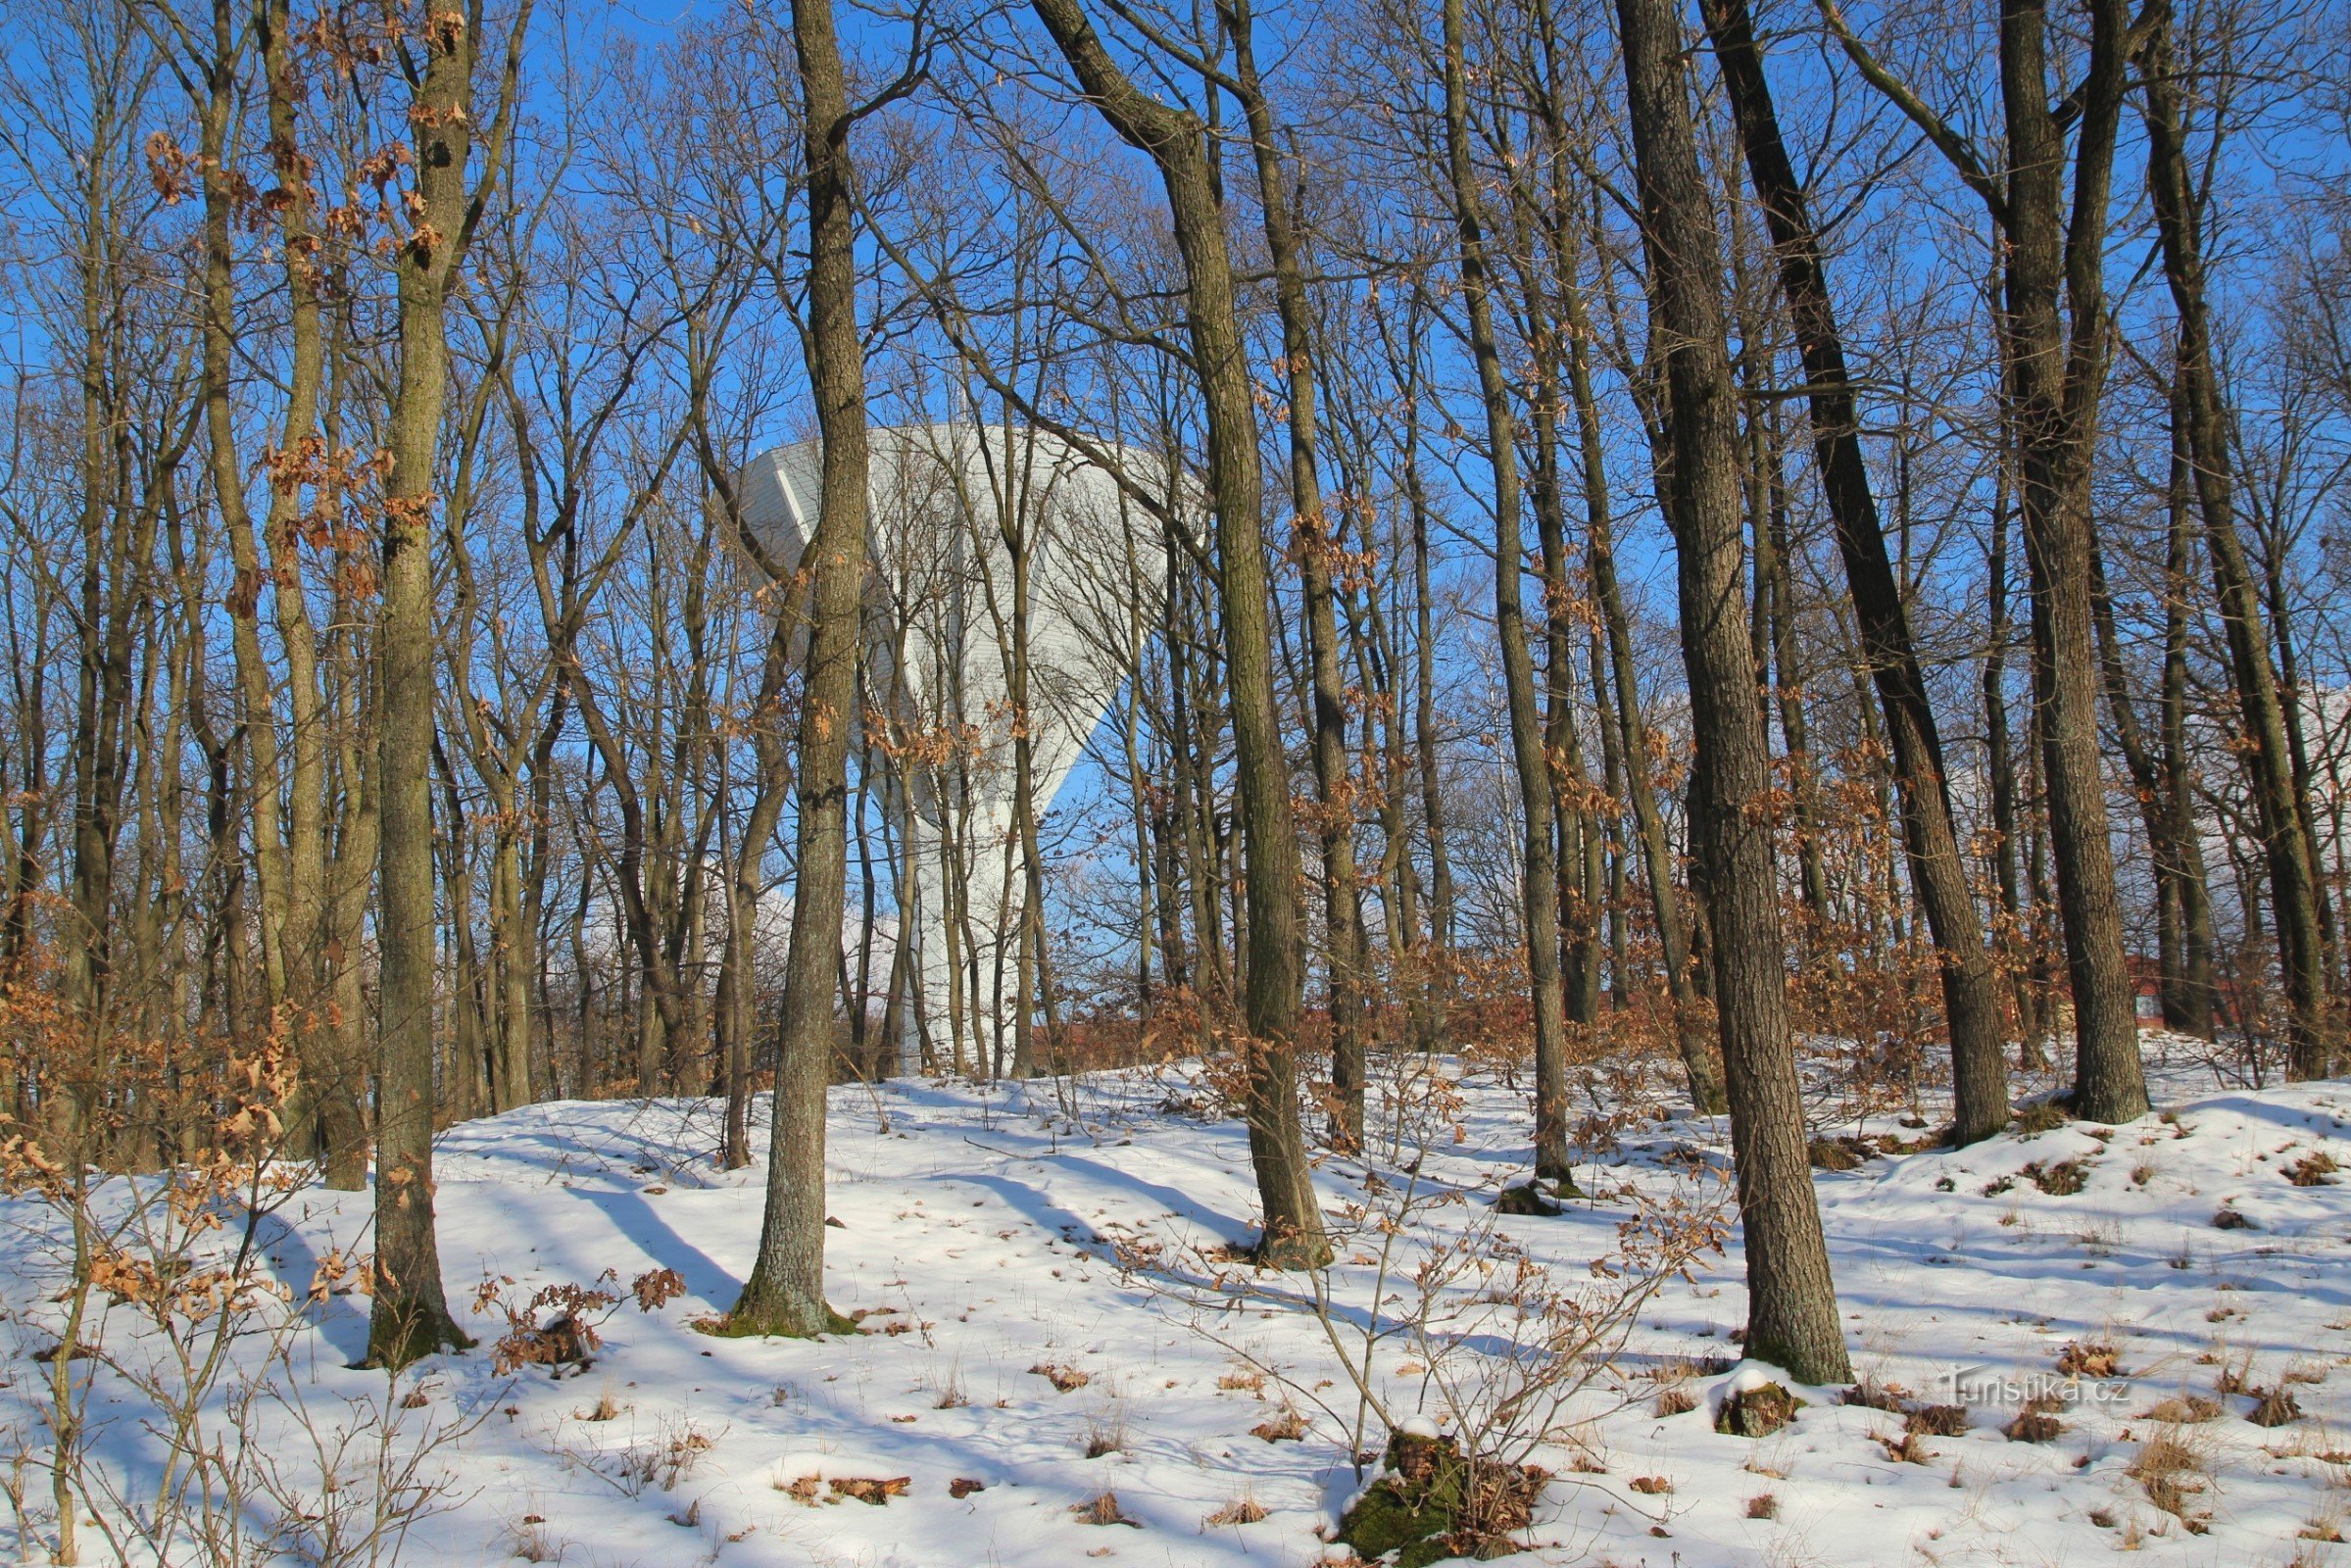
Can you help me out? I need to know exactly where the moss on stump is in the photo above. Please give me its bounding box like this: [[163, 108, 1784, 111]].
[[1335, 1426, 1545, 1566], [1716, 1379, 1804, 1438], [1494, 1183, 1562, 1217], [707, 1302, 858, 1339]]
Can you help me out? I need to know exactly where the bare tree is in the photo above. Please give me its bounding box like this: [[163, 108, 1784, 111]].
[[2140, 0, 2336, 1074], [730, 0, 916, 1336], [1700, 0, 2012, 1143], [1822, 0, 2147, 1122], [367, 0, 532, 1371], [1026, 0, 1332, 1266], [1437, 0, 1577, 1185], [1616, 0, 1851, 1385]]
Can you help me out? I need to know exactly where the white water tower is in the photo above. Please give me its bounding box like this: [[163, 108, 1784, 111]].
[[739, 422, 1169, 1072]]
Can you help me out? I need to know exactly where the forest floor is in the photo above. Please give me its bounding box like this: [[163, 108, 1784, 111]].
[[7, 1034, 2351, 1566]]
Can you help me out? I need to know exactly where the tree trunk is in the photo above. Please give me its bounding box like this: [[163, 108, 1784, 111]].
[[1030, 0, 1330, 1265], [1226, 0, 1367, 1149], [367, 0, 525, 1369], [1439, 0, 1573, 1186], [1401, 347, 1455, 1047], [731, 0, 868, 1336], [2157, 383, 2216, 1037], [722, 610, 795, 1168], [1983, 428, 2041, 1059], [2000, 0, 2147, 1121], [1574, 342, 1723, 1106], [1702, 0, 2011, 1142], [1529, 424, 1604, 1030], [2086, 520, 2215, 1040], [1823, 0, 2146, 1119], [1615, 0, 1850, 1383], [2141, 6, 2334, 1074]]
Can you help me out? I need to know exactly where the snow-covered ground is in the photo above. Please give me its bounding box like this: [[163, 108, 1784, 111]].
[[6, 1036, 2350, 1565]]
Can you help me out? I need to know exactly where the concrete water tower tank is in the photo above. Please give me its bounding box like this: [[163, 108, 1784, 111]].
[[739, 422, 1170, 1072]]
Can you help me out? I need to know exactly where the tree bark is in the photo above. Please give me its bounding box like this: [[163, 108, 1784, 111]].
[[1030, 0, 1330, 1265], [2140, 5, 2334, 1074], [730, 0, 870, 1335], [1822, 0, 2146, 1121], [2085, 514, 2215, 1038], [1438, 0, 1574, 1186], [1615, 0, 1850, 1383], [2156, 384, 2217, 1037], [1225, 0, 1368, 1149], [1397, 324, 1456, 1048], [2000, 0, 2147, 1120], [1702, 0, 2012, 1143], [367, 0, 527, 1370], [1570, 315, 1724, 1107]]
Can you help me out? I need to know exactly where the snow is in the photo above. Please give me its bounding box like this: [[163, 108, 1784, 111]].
[[5, 1037, 2350, 1564]]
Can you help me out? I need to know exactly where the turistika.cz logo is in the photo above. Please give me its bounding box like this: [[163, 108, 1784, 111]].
[[1940, 1364, 2129, 1406]]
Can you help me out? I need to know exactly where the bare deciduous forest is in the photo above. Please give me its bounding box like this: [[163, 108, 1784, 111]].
[[0, 0, 2348, 1561]]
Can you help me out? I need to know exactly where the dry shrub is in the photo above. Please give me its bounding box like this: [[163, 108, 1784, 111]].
[[1202, 1493, 1267, 1526], [631, 1268, 687, 1311], [612, 1420, 717, 1495], [1249, 1407, 1308, 1443], [2021, 1158, 2088, 1196], [487, 1286, 608, 1378], [507, 1513, 561, 1562], [2142, 1394, 2222, 1424], [1839, 1377, 1911, 1413], [1653, 1387, 1697, 1418], [0, 965, 481, 1565], [2003, 1400, 2063, 1443], [1878, 1429, 1935, 1464], [2012, 1101, 2071, 1137], [1072, 1489, 1139, 1527], [1212, 1130, 1727, 1494], [1807, 1137, 1865, 1172], [2130, 1425, 2213, 1531], [1840, 1374, 1964, 1450], [1905, 1403, 1969, 1438], [1082, 1409, 1128, 1457], [2286, 1151, 2341, 1187], [1029, 1361, 1090, 1393], [1154, 1048, 1727, 1568], [2250, 1387, 2305, 1427], [828, 1476, 910, 1505], [1629, 1475, 1671, 1494], [1443, 951, 1545, 1083], [2054, 1340, 2122, 1378], [1745, 1493, 1779, 1519], [775, 1470, 907, 1506], [1779, 869, 1947, 1089], [478, 1267, 691, 1377]]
